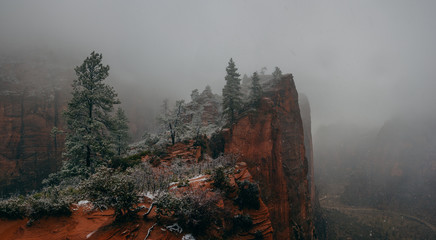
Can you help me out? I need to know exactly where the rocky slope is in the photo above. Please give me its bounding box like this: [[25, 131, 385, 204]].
[[0, 141, 274, 240], [223, 74, 315, 239]]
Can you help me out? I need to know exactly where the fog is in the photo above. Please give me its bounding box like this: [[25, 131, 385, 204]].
[[2, 0, 436, 131], [2, 1, 436, 236]]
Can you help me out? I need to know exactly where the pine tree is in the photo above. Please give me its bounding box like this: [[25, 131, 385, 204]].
[[222, 58, 242, 124], [111, 107, 129, 156], [190, 89, 199, 101], [272, 66, 282, 79], [249, 71, 262, 106], [63, 51, 120, 170]]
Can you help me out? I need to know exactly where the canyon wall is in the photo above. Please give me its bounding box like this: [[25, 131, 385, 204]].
[[224, 75, 315, 239], [0, 58, 71, 194]]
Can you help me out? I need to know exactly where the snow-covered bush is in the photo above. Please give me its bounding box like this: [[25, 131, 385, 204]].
[[0, 196, 27, 219], [130, 163, 173, 194], [81, 167, 138, 219], [155, 189, 222, 234], [0, 186, 73, 222], [27, 193, 71, 221]]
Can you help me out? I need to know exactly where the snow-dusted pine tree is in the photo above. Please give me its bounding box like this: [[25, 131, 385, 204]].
[[272, 66, 282, 79], [111, 107, 130, 156], [63, 51, 120, 171], [249, 71, 262, 106], [222, 58, 242, 124]]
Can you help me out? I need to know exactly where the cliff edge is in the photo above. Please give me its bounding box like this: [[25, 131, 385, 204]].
[[224, 74, 315, 239]]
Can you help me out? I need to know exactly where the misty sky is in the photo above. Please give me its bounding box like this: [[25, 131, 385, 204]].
[[1, 0, 436, 130]]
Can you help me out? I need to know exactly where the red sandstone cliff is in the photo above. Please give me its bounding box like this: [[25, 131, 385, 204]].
[[224, 75, 315, 239], [0, 57, 71, 193]]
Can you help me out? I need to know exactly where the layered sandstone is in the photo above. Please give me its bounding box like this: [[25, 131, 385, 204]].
[[224, 75, 315, 239]]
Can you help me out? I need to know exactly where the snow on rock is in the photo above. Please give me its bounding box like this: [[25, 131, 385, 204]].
[[182, 234, 195, 240], [86, 230, 97, 239], [188, 174, 206, 183], [78, 200, 90, 206]]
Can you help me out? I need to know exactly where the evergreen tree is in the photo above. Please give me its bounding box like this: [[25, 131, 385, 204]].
[[111, 107, 130, 156], [63, 51, 120, 170], [190, 89, 200, 101], [222, 58, 242, 124], [249, 71, 262, 106], [272, 66, 282, 79]]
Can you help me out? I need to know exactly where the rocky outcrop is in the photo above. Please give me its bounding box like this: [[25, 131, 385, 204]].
[[224, 75, 315, 239], [0, 57, 71, 194]]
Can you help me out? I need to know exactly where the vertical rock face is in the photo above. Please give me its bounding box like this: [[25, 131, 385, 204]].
[[299, 94, 315, 206], [0, 57, 71, 194], [224, 75, 314, 239]]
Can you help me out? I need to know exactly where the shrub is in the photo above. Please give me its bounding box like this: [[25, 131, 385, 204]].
[[232, 214, 253, 232], [0, 187, 73, 222], [235, 180, 260, 210], [129, 163, 171, 194], [0, 196, 27, 219], [211, 166, 231, 192], [110, 151, 148, 170], [81, 167, 139, 219], [27, 194, 71, 221], [143, 132, 160, 146], [155, 189, 222, 234]]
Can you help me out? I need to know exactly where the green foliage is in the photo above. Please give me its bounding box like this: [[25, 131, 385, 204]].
[[27, 194, 72, 221], [110, 150, 149, 170], [232, 214, 253, 232], [42, 162, 89, 187], [155, 190, 222, 234], [63, 51, 121, 171], [249, 71, 262, 106], [235, 180, 260, 210], [211, 166, 231, 192], [0, 196, 26, 219], [111, 107, 130, 156], [222, 58, 242, 124], [0, 187, 73, 221], [272, 66, 282, 79], [81, 167, 139, 219]]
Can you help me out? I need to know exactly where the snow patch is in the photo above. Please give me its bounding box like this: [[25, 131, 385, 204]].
[[189, 174, 206, 183], [142, 191, 160, 200], [78, 200, 90, 206], [182, 234, 196, 240], [86, 230, 97, 239]]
